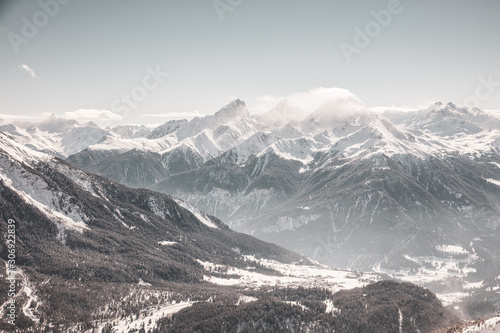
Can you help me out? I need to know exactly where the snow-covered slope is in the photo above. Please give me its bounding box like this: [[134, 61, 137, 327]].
[[147, 119, 188, 139], [0, 132, 90, 239], [214, 131, 280, 165], [436, 316, 500, 333], [0, 132, 224, 241], [87, 132, 176, 154], [257, 136, 324, 164]]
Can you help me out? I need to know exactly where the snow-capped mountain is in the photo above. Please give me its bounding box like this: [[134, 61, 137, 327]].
[[3, 97, 500, 314], [300, 96, 374, 135], [383, 102, 500, 137], [0, 115, 108, 158]]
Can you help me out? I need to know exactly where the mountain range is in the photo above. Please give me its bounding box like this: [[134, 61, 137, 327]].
[[2, 94, 500, 325], [0, 127, 467, 332]]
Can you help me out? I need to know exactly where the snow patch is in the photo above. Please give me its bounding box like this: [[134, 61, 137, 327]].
[[324, 299, 339, 315], [200, 256, 379, 292], [485, 178, 500, 187], [137, 278, 151, 286], [435, 245, 469, 255], [157, 241, 177, 246], [237, 296, 258, 305], [99, 301, 193, 333], [175, 199, 218, 229]]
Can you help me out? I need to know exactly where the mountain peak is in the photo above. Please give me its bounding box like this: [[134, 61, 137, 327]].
[[229, 98, 246, 107], [215, 99, 249, 118], [85, 121, 100, 128]]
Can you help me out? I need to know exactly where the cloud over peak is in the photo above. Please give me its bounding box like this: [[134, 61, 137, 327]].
[[251, 87, 366, 119], [61, 109, 123, 122]]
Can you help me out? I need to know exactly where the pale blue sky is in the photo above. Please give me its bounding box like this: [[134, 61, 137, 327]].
[[1, 0, 499, 124]]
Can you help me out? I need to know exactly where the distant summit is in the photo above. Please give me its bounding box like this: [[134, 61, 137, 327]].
[[215, 99, 249, 118]]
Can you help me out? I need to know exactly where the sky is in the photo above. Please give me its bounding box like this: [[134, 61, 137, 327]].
[[0, 0, 499, 125]]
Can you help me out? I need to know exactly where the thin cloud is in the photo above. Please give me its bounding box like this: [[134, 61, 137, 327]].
[[143, 111, 205, 120], [250, 87, 365, 117], [485, 109, 500, 119], [61, 109, 123, 122], [0, 114, 41, 125], [18, 64, 38, 79]]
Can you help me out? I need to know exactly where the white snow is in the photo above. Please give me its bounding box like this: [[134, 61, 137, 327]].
[[237, 295, 258, 305], [435, 245, 470, 255], [398, 308, 403, 333], [225, 131, 280, 165], [0, 158, 89, 234], [200, 256, 379, 292], [489, 162, 500, 169], [374, 251, 482, 306], [89, 133, 175, 154], [436, 292, 469, 306], [157, 241, 177, 246], [485, 178, 500, 187], [137, 279, 151, 286], [160, 130, 221, 162], [99, 301, 193, 333], [0, 132, 50, 163], [174, 199, 218, 228], [0, 133, 91, 240], [0, 120, 111, 157], [458, 316, 500, 333], [463, 281, 483, 290], [324, 299, 339, 315], [285, 301, 309, 311], [52, 163, 99, 196], [121, 221, 136, 230], [257, 137, 321, 164]]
